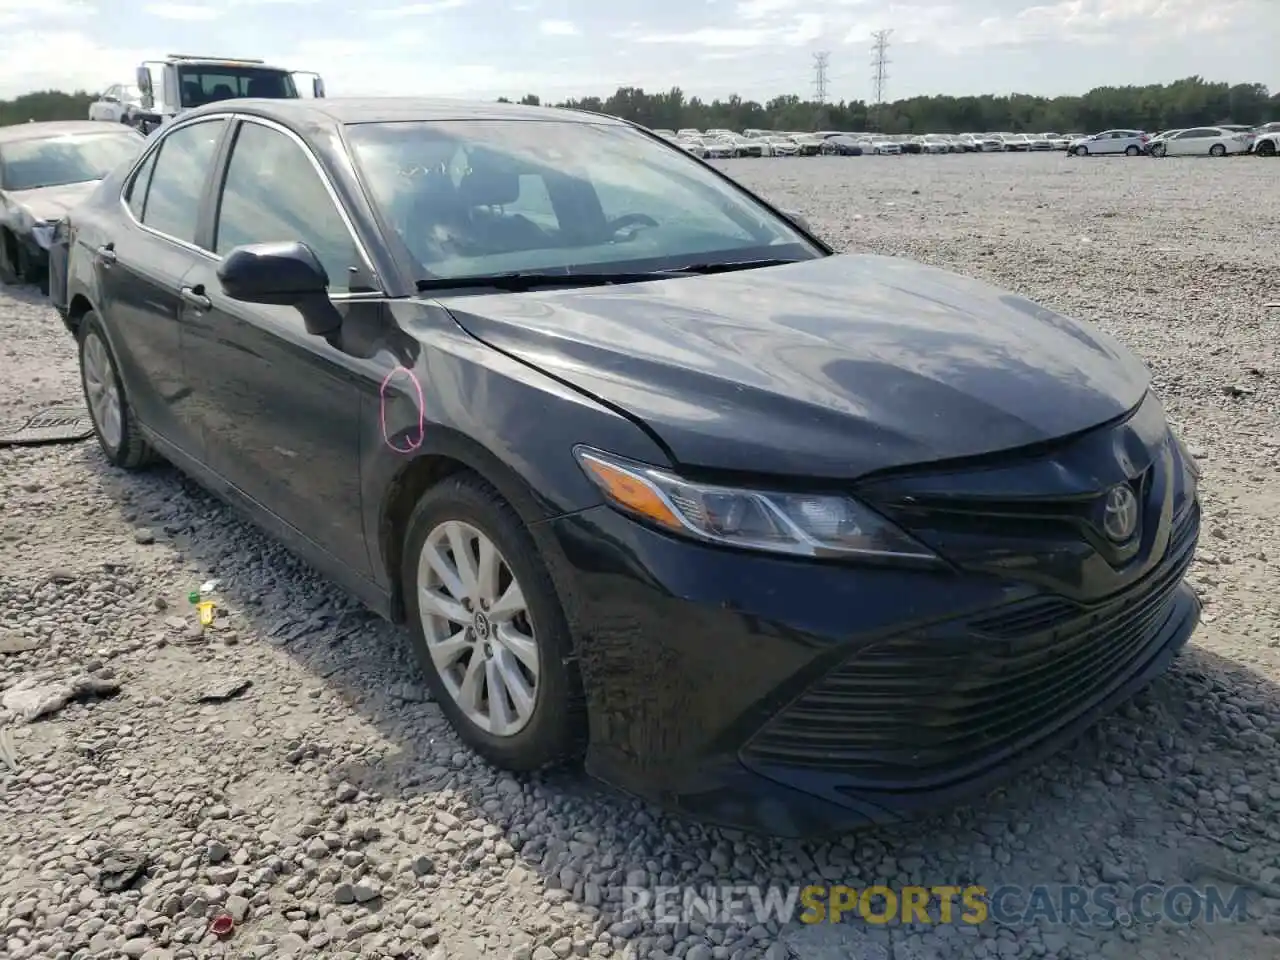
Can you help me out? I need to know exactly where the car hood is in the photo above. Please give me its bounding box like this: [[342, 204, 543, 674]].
[[5, 181, 100, 223], [441, 254, 1151, 479]]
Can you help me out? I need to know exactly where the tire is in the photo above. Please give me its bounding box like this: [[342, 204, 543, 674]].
[[1125, 145, 1140, 156], [1209, 143, 1226, 157], [78, 311, 158, 470], [401, 473, 586, 772], [1073, 145, 1089, 156], [14, 242, 43, 288], [1259, 140, 1277, 157], [1152, 143, 1167, 158], [0, 228, 19, 285]]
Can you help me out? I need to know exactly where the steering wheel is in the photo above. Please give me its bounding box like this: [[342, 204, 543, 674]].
[[606, 213, 659, 239]]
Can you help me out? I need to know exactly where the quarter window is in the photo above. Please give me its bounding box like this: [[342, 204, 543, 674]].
[[125, 149, 159, 220], [139, 118, 226, 244], [213, 121, 359, 293]]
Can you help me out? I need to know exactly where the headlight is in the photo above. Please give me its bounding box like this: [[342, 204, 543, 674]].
[[29, 222, 56, 250], [574, 446, 938, 561]]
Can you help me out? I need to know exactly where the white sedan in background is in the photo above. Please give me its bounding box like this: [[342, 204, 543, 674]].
[[87, 84, 143, 124], [1150, 126, 1251, 157]]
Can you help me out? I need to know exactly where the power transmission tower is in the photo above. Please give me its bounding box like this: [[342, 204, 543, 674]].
[[812, 51, 830, 104], [870, 29, 891, 129]]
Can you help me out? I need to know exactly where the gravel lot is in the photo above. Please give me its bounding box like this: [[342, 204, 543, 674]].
[[2, 152, 1279, 960]]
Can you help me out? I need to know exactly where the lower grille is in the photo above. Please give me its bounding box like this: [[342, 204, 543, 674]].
[[741, 503, 1199, 787]]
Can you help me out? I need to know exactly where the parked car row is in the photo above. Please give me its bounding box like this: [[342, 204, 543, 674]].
[[6, 96, 1206, 839], [656, 125, 1280, 160]]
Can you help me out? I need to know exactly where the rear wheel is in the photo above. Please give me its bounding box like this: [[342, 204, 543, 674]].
[[401, 474, 586, 772], [1209, 143, 1227, 157], [78, 311, 158, 470], [1125, 145, 1141, 156]]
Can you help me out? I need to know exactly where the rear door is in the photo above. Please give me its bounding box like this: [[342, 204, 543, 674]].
[[96, 116, 229, 456]]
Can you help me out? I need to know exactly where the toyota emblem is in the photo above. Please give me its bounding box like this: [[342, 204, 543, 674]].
[[1101, 484, 1139, 543]]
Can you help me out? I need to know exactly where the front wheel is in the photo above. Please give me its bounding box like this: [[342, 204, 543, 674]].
[[401, 474, 586, 772], [1073, 145, 1089, 156], [1258, 140, 1277, 157], [1152, 143, 1167, 158], [1209, 143, 1227, 157]]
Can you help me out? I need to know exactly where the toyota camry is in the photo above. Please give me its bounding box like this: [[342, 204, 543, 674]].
[[52, 98, 1201, 837]]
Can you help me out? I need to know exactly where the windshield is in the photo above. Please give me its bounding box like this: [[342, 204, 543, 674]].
[[0, 132, 144, 191], [345, 119, 821, 283], [176, 66, 297, 107]]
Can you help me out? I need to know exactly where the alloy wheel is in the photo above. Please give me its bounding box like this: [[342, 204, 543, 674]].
[[82, 331, 122, 451], [416, 520, 539, 736]]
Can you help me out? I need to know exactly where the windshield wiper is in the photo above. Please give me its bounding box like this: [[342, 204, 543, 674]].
[[673, 257, 807, 274], [414, 270, 687, 292], [413, 258, 808, 293]]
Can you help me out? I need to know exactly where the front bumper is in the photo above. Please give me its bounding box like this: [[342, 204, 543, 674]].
[[544, 408, 1201, 837]]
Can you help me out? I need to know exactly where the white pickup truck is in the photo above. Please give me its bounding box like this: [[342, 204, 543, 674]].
[[131, 54, 324, 133]]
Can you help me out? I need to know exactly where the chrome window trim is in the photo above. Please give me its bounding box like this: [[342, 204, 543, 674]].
[[117, 113, 231, 261], [117, 110, 382, 293], [216, 114, 379, 287]]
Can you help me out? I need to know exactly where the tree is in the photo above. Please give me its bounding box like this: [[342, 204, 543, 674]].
[[0, 90, 97, 126], [504, 76, 1274, 133]]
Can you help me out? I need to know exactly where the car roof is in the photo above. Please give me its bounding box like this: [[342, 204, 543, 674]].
[[178, 96, 628, 129], [0, 120, 135, 144]]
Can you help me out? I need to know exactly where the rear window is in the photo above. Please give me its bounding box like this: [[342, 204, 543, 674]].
[[176, 66, 296, 107]]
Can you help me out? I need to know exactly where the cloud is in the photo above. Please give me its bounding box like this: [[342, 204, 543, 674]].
[[539, 19, 579, 36], [143, 3, 219, 19], [368, 0, 467, 17], [0, 0, 94, 26], [836, 0, 1267, 52], [0, 31, 153, 97]]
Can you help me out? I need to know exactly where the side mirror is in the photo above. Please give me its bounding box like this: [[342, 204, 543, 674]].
[[313, 77, 325, 98], [216, 241, 341, 336], [135, 66, 152, 96], [781, 208, 812, 232]]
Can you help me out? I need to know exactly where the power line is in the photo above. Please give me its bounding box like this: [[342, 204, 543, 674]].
[[870, 29, 891, 128], [812, 51, 830, 104]]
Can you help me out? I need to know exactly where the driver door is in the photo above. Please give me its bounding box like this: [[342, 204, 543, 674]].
[[179, 116, 376, 574]]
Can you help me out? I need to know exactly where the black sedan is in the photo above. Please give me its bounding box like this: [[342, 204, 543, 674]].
[[819, 135, 864, 156], [0, 121, 144, 291], [53, 97, 1201, 837]]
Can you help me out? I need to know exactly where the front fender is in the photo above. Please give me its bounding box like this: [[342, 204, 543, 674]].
[[361, 301, 674, 599]]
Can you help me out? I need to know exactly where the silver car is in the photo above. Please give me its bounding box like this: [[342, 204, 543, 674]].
[[1070, 130, 1148, 157]]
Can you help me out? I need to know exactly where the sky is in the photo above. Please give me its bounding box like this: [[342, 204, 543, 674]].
[[0, 0, 1277, 105]]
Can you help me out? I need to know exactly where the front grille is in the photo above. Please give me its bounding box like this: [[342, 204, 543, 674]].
[[741, 502, 1199, 787]]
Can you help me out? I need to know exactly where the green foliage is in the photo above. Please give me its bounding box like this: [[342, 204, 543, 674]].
[[0, 90, 98, 127], [522, 76, 1277, 133]]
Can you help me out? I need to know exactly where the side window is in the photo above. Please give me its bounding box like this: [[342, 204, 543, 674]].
[[104, 85, 119, 100], [214, 121, 359, 293], [125, 149, 159, 220], [140, 119, 226, 244]]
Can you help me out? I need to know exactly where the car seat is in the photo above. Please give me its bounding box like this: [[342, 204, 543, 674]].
[[456, 160, 547, 252], [209, 84, 235, 102]]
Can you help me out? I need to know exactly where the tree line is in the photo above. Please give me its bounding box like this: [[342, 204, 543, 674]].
[[501, 76, 1277, 134], [3, 75, 1275, 135]]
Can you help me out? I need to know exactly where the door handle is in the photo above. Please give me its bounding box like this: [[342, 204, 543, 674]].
[[96, 243, 116, 264], [180, 286, 211, 310]]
